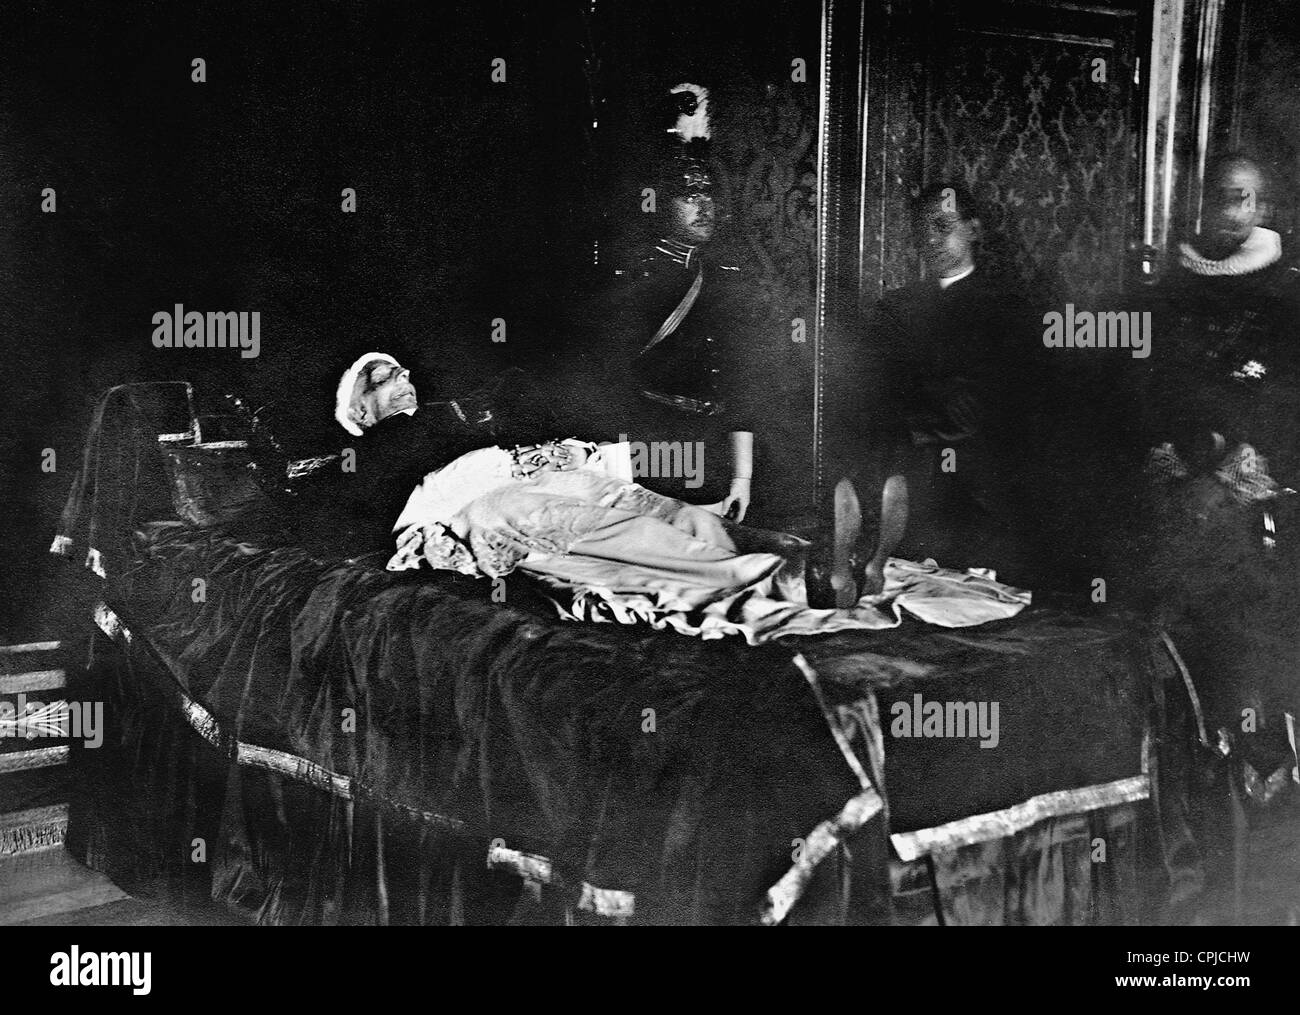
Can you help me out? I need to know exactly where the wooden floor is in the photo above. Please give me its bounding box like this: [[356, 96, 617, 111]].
[[0, 847, 245, 926], [1189, 799, 1300, 926]]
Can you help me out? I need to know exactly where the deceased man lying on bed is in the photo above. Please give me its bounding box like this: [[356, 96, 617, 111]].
[[334, 351, 804, 610], [331, 353, 1030, 642]]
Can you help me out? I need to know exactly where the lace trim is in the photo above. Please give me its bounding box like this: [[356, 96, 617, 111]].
[[1178, 227, 1282, 277]]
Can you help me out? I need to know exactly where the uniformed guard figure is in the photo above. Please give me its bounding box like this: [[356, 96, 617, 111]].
[[615, 83, 756, 519]]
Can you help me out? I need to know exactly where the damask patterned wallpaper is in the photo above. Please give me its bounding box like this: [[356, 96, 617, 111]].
[[924, 36, 1139, 304], [862, 1, 1144, 307], [710, 79, 819, 520], [714, 84, 818, 332]]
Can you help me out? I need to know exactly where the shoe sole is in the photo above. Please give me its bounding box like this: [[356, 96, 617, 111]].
[[831, 478, 863, 609]]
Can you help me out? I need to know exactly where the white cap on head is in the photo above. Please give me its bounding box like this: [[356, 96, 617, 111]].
[[334, 352, 400, 436]]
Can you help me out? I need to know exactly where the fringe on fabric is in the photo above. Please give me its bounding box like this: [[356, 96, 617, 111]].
[[0, 813, 68, 856]]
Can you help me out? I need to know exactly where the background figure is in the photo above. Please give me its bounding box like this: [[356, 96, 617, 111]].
[[1135, 153, 1300, 794], [1139, 155, 1300, 486]]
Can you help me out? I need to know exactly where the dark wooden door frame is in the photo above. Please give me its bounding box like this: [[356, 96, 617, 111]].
[[812, 0, 867, 504]]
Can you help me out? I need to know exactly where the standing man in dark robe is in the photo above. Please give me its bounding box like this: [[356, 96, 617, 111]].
[[843, 182, 1035, 595]]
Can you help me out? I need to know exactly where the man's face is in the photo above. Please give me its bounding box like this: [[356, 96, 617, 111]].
[[671, 193, 716, 244], [915, 199, 978, 278], [355, 359, 417, 427], [1200, 162, 1264, 259]]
